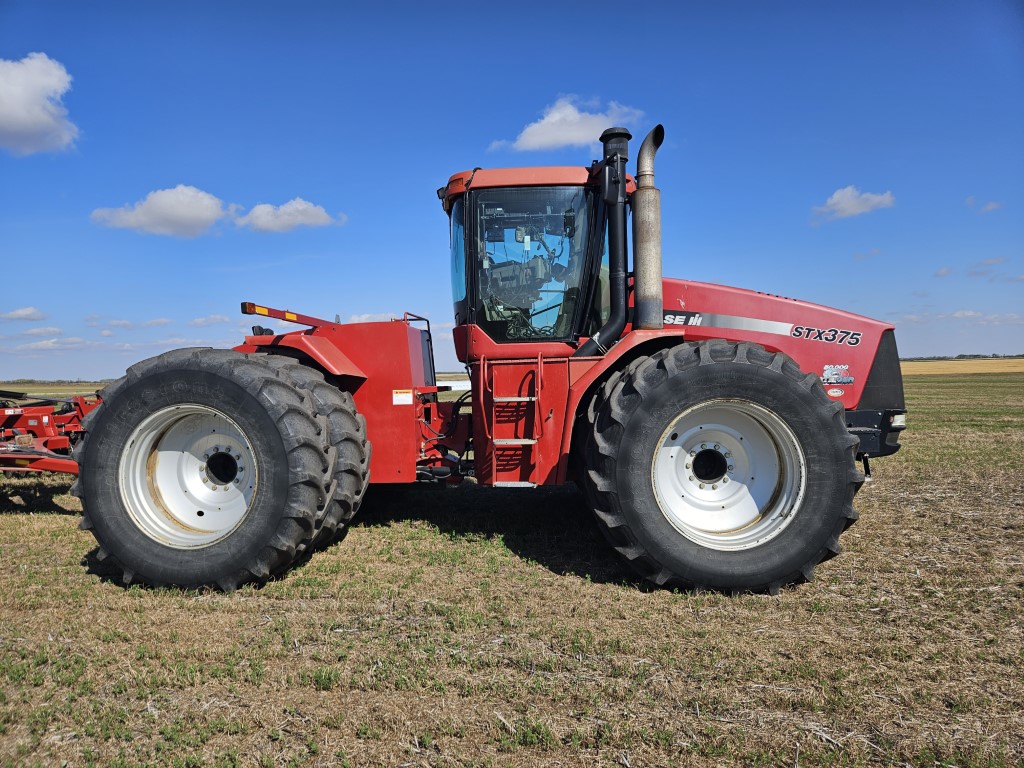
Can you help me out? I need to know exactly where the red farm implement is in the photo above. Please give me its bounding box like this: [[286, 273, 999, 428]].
[[1, 390, 100, 475]]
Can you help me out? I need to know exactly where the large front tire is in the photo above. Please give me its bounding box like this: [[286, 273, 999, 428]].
[[72, 349, 334, 590], [584, 340, 863, 593]]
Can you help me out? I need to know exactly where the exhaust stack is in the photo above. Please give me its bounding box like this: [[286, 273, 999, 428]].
[[574, 127, 631, 357], [632, 125, 665, 330]]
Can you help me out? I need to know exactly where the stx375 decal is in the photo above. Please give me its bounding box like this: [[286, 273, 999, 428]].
[[791, 326, 862, 346], [662, 312, 865, 348]]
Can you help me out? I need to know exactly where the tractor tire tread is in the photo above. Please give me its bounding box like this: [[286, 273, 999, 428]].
[[255, 355, 370, 550], [584, 339, 863, 593], [74, 349, 333, 590]]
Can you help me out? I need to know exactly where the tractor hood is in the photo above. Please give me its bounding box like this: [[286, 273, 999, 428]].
[[659, 278, 900, 412]]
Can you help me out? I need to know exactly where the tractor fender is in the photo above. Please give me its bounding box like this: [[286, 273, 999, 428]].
[[559, 330, 690, 482], [235, 333, 367, 380]]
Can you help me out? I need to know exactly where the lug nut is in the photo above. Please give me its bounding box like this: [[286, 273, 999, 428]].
[[685, 462, 691, 469], [714, 444, 720, 450], [712, 484, 718, 490], [688, 475, 695, 481], [728, 465, 734, 471], [701, 443, 706, 449], [699, 483, 705, 489]]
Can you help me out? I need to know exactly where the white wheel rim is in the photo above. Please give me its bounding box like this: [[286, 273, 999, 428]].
[[652, 399, 805, 551], [118, 404, 258, 548]]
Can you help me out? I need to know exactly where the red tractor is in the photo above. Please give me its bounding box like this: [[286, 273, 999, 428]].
[[74, 125, 905, 593]]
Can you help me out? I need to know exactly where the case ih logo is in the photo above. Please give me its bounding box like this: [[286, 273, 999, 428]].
[[663, 311, 703, 326]]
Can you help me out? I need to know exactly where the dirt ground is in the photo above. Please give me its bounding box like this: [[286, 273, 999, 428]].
[[1, 372, 1021, 767]]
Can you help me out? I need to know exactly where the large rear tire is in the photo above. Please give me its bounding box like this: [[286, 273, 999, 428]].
[[256, 356, 370, 549], [584, 340, 863, 594], [72, 349, 334, 590]]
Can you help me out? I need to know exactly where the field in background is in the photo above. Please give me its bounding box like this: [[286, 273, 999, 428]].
[[1, 372, 1022, 766], [901, 358, 1024, 375], [8, 353, 1022, 399]]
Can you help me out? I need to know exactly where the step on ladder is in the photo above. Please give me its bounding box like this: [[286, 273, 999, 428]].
[[480, 354, 544, 488]]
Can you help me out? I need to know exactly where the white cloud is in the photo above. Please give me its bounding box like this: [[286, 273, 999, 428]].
[[347, 313, 395, 324], [188, 314, 231, 327], [979, 257, 1006, 266], [814, 186, 894, 220], [143, 317, 172, 327], [934, 267, 952, 278], [852, 247, 881, 261], [966, 196, 1002, 213], [23, 326, 61, 336], [100, 329, 113, 337], [490, 96, 644, 151], [108, 319, 134, 328], [91, 185, 226, 237], [903, 310, 1024, 327], [1, 306, 46, 321], [235, 197, 337, 232], [112, 336, 216, 353], [935, 310, 1024, 326], [980, 313, 1023, 325], [15, 336, 88, 351], [0, 53, 78, 155]]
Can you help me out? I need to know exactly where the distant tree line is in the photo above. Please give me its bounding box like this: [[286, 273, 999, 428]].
[[0, 379, 115, 385], [901, 354, 1024, 361]]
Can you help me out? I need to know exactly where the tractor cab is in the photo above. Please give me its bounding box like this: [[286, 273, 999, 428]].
[[441, 169, 615, 351]]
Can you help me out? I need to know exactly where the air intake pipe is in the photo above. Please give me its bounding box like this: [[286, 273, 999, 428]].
[[574, 127, 631, 357], [632, 125, 665, 330]]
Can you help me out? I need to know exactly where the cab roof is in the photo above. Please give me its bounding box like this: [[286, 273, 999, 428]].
[[438, 167, 635, 212]]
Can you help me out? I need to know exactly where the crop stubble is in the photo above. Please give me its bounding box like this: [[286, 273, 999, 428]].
[[0, 373, 1021, 766]]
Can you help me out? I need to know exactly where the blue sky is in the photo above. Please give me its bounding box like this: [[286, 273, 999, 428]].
[[1, 0, 1021, 379]]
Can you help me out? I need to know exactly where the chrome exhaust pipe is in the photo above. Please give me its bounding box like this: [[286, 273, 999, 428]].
[[632, 124, 665, 330]]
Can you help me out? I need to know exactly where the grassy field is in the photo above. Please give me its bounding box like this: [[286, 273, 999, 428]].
[[1, 372, 1022, 767], [900, 359, 1024, 376]]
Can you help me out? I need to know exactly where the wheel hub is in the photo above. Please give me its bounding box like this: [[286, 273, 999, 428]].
[[692, 448, 728, 483], [118, 404, 258, 548], [652, 399, 806, 551]]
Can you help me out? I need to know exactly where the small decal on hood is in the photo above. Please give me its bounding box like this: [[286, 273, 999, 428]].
[[821, 364, 855, 385], [662, 310, 794, 335], [826, 388, 845, 397]]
